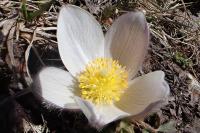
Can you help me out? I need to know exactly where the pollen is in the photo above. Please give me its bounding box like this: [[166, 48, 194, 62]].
[[78, 58, 128, 105]]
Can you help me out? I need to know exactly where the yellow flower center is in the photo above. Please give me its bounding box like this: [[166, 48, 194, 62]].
[[78, 58, 128, 105]]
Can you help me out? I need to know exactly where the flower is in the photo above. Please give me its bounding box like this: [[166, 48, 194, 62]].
[[32, 5, 170, 129]]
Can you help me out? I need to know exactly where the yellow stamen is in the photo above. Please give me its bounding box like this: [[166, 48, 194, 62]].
[[78, 58, 128, 105]]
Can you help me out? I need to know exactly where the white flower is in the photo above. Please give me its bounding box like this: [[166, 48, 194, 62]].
[[32, 5, 170, 129]]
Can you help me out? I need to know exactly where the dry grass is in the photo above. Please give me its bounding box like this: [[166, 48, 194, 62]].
[[0, 0, 200, 132]]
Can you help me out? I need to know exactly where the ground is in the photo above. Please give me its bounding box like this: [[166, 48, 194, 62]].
[[0, 0, 200, 133]]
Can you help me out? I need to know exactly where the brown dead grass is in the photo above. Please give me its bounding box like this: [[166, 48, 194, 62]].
[[0, 0, 200, 132]]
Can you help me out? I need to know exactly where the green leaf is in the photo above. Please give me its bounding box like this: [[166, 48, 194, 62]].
[[102, 5, 116, 20], [117, 121, 135, 133], [21, 0, 55, 21], [28, 0, 55, 21], [173, 51, 193, 69], [142, 129, 149, 133], [21, 0, 28, 20], [157, 121, 176, 132]]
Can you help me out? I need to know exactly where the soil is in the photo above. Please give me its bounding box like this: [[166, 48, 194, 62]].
[[0, 0, 200, 133]]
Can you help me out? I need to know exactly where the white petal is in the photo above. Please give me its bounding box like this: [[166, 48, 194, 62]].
[[105, 12, 149, 79], [32, 67, 80, 109], [115, 71, 170, 118], [57, 5, 104, 76], [74, 97, 129, 129]]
